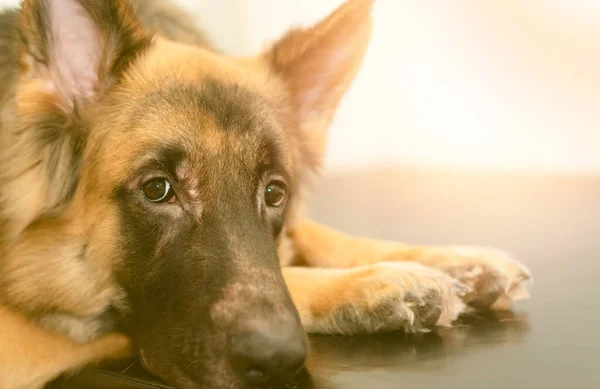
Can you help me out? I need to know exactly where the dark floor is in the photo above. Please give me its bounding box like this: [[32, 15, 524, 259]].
[[51, 168, 600, 388]]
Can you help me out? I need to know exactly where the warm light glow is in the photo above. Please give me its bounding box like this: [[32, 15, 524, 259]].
[[550, 0, 600, 25], [321, 0, 600, 174]]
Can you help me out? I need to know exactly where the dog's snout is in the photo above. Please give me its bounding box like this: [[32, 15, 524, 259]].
[[214, 279, 307, 386], [227, 325, 307, 387]]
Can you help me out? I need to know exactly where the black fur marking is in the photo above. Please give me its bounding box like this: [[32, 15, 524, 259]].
[[142, 77, 265, 135], [155, 146, 186, 177]]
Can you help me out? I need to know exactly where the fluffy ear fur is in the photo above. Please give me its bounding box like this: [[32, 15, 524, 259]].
[[1, 0, 151, 244], [18, 0, 152, 110], [265, 0, 374, 172]]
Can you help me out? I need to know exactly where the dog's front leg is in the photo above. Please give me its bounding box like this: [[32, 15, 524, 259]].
[[283, 264, 468, 334], [288, 221, 532, 311]]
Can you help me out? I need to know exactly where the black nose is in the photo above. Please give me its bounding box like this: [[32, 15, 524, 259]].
[[227, 326, 307, 387]]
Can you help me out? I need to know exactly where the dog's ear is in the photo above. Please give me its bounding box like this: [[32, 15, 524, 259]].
[[18, 0, 152, 111], [265, 0, 374, 171]]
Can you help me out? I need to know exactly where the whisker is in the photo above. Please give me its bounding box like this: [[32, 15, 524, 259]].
[[120, 359, 139, 374]]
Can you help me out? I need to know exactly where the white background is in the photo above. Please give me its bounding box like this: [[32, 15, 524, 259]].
[[2, 0, 599, 174]]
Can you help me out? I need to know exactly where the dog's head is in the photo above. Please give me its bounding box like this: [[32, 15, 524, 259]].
[[12, 0, 373, 387]]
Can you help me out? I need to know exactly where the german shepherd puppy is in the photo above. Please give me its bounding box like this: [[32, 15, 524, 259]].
[[0, 0, 533, 388]]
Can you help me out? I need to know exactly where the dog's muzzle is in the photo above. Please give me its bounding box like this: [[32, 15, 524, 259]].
[[227, 322, 306, 386], [212, 280, 307, 387]]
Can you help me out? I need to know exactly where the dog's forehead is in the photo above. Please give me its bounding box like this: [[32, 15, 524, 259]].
[[134, 79, 282, 163], [130, 38, 274, 131], [92, 40, 292, 185], [142, 78, 265, 135], [137, 37, 274, 94]]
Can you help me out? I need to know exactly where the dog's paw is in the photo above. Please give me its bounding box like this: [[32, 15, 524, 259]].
[[398, 246, 532, 310], [304, 262, 469, 335]]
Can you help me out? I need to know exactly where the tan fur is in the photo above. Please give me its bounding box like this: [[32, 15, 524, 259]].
[[0, 306, 130, 389], [266, 0, 374, 169], [287, 221, 532, 310], [0, 0, 532, 388], [283, 263, 467, 334]]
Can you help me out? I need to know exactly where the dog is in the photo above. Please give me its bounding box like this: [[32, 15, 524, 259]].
[[0, 0, 533, 388]]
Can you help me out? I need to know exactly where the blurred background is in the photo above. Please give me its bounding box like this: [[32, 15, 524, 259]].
[[169, 0, 600, 176], [2, 0, 599, 175], [168, 0, 600, 175]]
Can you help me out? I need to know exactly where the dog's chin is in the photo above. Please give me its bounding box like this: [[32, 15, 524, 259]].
[[162, 370, 246, 389], [141, 353, 312, 389], [138, 357, 221, 389], [139, 347, 242, 389]]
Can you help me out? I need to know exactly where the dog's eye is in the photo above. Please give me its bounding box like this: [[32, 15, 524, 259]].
[[264, 181, 286, 207], [143, 178, 174, 203]]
